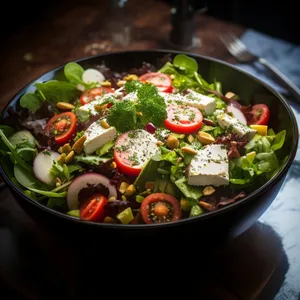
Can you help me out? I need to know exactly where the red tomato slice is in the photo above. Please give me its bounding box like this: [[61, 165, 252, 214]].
[[80, 87, 114, 105], [114, 132, 142, 176], [247, 104, 270, 125], [114, 130, 159, 177], [80, 194, 107, 222], [139, 72, 172, 93], [164, 104, 203, 134], [140, 193, 181, 224], [45, 112, 77, 145], [114, 152, 141, 177]]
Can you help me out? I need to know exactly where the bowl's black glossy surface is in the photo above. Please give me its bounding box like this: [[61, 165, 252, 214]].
[[0, 50, 298, 245]]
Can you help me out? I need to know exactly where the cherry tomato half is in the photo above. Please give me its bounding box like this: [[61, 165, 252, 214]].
[[80, 194, 107, 222], [139, 72, 172, 93], [80, 87, 114, 105], [140, 193, 182, 224], [164, 104, 203, 134], [247, 104, 270, 125], [45, 112, 77, 145]]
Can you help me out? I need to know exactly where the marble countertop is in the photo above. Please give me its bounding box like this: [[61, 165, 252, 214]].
[[258, 97, 300, 299]]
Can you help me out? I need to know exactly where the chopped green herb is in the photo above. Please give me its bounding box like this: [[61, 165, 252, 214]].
[[73, 130, 84, 142]]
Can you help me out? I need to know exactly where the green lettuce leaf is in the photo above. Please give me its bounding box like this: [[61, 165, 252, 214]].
[[151, 150, 179, 165], [174, 177, 203, 200], [230, 128, 286, 185]]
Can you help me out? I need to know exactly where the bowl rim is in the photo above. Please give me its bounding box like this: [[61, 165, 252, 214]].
[[0, 48, 298, 230]]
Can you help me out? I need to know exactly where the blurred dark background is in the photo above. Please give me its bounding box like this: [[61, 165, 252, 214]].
[[1, 0, 298, 44]]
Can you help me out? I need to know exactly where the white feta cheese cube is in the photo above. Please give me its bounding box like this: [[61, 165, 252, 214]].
[[159, 90, 216, 114], [84, 119, 116, 154], [184, 90, 216, 114], [158, 92, 183, 106], [187, 144, 229, 186], [79, 93, 117, 116], [217, 113, 256, 141], [213, 109, 225, 117]]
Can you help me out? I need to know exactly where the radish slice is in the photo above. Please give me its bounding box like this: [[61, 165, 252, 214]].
[[67, 172, 117, 210], [82, 69, 105, 84], [33, 150, 60, 186], [226, 102, 247, 125], [228, 99, 242, 109]]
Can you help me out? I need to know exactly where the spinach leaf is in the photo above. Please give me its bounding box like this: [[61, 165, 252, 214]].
[[0, 129, 32, 172], [64, 62, 85, 85], [271, 130, 286, 151], [14, 164, 41, 189], [173, 54, 198, 74], [20, 92, 42, 113], [16, 147, 37, 163], [35, 80, 80, 103]]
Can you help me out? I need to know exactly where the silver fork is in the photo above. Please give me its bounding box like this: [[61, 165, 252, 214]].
[[220, 32, 300, 104]]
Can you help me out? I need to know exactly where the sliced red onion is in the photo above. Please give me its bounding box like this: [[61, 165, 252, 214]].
[[203, 118, 216, 126], [226, 103, 247, 125], [144, 122, 156, 134], [229, 99, 242, 109]]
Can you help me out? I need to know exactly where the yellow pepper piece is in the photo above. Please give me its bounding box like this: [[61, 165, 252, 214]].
[[250, 125, 268, 136], [246, 151, 256, 164]]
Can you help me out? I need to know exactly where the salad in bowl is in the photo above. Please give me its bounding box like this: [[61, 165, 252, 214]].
[[0, 53, 287, 225]]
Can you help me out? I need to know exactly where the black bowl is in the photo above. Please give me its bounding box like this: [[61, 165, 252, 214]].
[[0, 50, 298, 246]]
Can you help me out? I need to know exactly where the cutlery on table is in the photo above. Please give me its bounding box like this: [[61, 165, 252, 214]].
[[220, 32, 300, 104]]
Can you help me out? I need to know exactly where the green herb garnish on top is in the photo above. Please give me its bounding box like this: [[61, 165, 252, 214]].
[[106, 80, 167, 133]]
